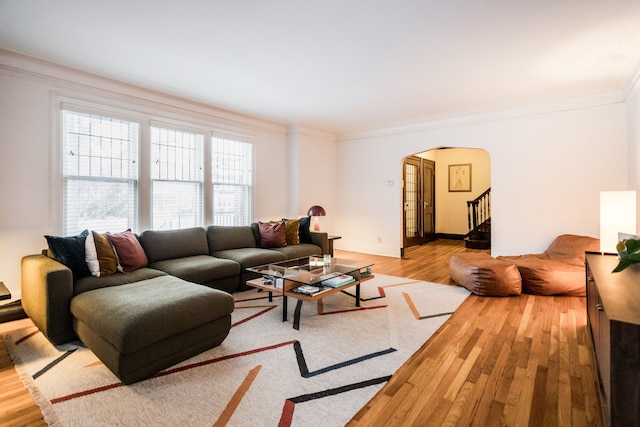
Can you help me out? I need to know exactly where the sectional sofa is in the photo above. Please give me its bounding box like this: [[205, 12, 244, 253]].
[[21, 222, 327, 383]]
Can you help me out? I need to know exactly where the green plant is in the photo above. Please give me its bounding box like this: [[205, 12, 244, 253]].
[[613, 239, 640, 272]]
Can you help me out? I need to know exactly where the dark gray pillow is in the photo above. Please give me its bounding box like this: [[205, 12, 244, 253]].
[[45, 229, 91, 279]]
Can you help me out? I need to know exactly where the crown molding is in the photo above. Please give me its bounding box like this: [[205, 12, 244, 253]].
[[624, 63, 640, 101], [337, 91, 626, 142], [287, 124, 337, 142], [0, 47, 288, 135]]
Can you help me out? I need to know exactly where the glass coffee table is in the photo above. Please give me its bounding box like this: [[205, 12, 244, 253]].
[[246, 255, 374, 329]]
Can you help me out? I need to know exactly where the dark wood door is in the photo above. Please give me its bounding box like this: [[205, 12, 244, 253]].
[[423, 159, 436, 243], [403, 157, 435, 249]]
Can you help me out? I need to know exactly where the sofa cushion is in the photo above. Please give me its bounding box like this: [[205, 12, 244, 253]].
[[211, 247, 286, 270], [207, 225, 257, 252], [271, 243, 322, 259], [298, 216, 313, 244], [449, 253, 522, 296], [70, 275, 235, 354], [73, 267, 167, 296], [258, 221, 286, 248], [282, 217, 313, 244], [86, 231, 118, 277], [148, 255, 240, 285], [140, 227, 209, 263], [45, 229, 91, 279], [106, 230, 148, 272], [85, 231, 100, 276], [283, 219, 300, 245]]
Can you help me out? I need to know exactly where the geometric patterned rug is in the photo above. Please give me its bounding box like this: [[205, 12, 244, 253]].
[[5, 275, 470, 426]]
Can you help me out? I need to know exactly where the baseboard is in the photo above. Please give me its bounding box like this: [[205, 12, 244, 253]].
[[436, 233, 466, 241]]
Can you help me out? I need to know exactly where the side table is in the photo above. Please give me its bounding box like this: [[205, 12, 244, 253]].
[[328, 235, 341, 256], [0, 281, 28, 323], [0, 281, 10, 300]]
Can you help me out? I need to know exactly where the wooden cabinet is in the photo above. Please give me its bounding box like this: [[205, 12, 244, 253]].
[[585, 253, 640, 427]]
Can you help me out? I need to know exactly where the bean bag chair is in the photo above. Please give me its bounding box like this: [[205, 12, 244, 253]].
[[497, 234, 600, 296], [449, 252, 522, 296]]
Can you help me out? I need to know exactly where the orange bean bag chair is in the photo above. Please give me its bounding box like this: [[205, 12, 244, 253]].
[[497, 234, 600, 296], [449, 252, 522, 296]]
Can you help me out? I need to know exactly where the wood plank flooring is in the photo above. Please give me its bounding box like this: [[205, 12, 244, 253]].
[[0, 318, 46, 427], [343, 242, 604, 426], [0, 240, 603, 426]]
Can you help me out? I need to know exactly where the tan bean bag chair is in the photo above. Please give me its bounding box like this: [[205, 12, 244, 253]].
[[497, 234, 600, 297], [449, 252, 522, 296]]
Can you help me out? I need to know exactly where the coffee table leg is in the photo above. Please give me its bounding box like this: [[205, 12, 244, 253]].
[[293, 300, 303, 330], [283, 295, 288, 322], [356, 283, 361, 307]]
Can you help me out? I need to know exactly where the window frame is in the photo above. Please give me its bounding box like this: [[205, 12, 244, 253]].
[[211, 132, 254, 226], [149, 122, 206, 230], [53, 97, 255, 234]]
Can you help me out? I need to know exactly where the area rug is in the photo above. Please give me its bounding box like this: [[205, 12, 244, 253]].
[[5, 274, 470, 426]]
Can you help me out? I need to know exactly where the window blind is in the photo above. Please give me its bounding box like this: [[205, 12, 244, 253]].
[[150, 126, 204, 230], [212, 136, 253, 226], [61, 110, 140, 235]]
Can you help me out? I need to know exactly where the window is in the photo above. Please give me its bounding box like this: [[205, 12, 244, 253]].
[[150, 126, 204, 230], [212, 136, 253, 226], [59, 104, 254, 234], [61, 110, 139, 235]]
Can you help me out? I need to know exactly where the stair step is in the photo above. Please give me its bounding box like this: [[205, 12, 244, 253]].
[[464, 238, 491, 250]]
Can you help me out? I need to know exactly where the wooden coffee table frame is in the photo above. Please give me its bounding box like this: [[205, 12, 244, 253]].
[[246, 268, 373, 329]]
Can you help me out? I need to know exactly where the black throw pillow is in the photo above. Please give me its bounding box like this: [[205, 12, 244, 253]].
[[45, 229, 91, 279]]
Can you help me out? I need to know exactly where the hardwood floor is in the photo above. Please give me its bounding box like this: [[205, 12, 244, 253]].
[[0, 318, 46, 427], [0, 240, 603, 426], [342, 242, 604, 426]]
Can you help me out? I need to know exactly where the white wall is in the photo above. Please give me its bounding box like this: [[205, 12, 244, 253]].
[[0, 51, 292, 300], [285, 125, 337, 233], [627, 78, 640, 230], [337, 103, 628, 257], [434, 148, 491, 235]]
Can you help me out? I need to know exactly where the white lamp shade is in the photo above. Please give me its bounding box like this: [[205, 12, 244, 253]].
[[600, 191, 637, 253]]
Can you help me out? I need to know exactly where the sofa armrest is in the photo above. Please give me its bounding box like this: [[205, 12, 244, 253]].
[[21, 254, 76, 344], [310, 231, 329, 255]]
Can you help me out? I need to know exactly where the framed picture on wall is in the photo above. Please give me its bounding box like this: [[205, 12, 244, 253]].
[[449, 163, 472, 192]]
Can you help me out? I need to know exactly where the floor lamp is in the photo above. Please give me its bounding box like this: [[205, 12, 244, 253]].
[[600, 190, 636, 253]]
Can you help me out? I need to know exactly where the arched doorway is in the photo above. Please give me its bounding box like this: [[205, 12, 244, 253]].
[[402, 147, 491, 251]]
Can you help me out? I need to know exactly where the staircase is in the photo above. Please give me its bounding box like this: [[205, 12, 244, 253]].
[[465, 187, 491, 249]]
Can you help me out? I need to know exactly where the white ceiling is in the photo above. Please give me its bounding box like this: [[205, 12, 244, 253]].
[[2, 0, 640, 135]]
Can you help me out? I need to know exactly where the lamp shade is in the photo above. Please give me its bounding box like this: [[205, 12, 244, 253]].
[[307, 205, 326, 217], [600, 191, 637, 253]]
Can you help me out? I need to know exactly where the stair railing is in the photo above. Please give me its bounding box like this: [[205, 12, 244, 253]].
[[467, 187, 491, 240]]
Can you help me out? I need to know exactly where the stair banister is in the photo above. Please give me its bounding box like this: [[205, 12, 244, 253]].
[[466, 187, 491, 242]]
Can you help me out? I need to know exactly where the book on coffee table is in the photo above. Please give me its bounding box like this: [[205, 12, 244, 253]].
[[322, 274, 355, 288], [293, 285, 332, 296]]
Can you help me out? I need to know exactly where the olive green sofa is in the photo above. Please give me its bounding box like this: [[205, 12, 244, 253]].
[[21, 224, 327, 384]]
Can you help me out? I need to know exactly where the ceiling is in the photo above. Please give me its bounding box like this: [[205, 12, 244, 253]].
[[2, 0, 640, 135]]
